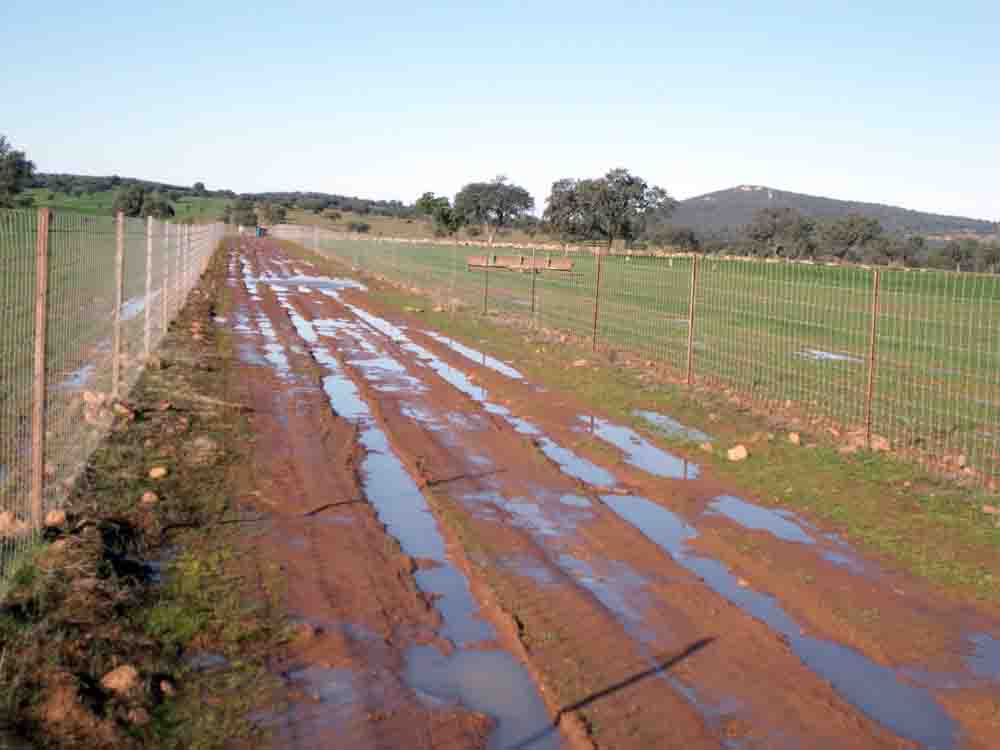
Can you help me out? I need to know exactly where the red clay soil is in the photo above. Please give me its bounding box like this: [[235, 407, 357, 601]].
[[225, 237, 1000, 750]]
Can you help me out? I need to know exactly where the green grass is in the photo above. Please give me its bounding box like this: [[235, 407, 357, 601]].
[[25, 189, 227, 223], [312, 235, 1000, 488]]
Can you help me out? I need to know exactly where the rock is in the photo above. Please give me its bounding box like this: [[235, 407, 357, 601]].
[[44, 509, 67, 528], [148, 467, 168, 480], [100, 665, 140, 697], [295, 622, 323, 640], [727, 445, 749, 462], [0, 511, 30, 537], [572, 359, 588, 368], [186, 436, 221, 466], [699, 442, 713, 454], [158, 678, 176, 698], [788, 432, 801, 446], [82, 390, 104, 406], [982, 505, 1000, 516], [737, 578, 750, 588], [127, 707, 150, 726], [157, 400, 172, 411], [870, 435, 890, 452], [140, 491, 159, 507]]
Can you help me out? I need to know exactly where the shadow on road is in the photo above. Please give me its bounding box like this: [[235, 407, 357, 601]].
[[507, 636, 717, 749]]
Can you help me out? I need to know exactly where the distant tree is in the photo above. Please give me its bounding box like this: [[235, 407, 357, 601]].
[[348, 221, 371, 234], [937, 239, 978, 272], [415, 191, 450, 217], [141, 191, 175, 219], [324, 209, 343, 222], [976, 242, 1000, 274], [542, 178, 586, 247], [167, 190, 182, 203], [192, 181, 206, 196], [544, 169, 674, 251], [112, 185, 146, 217], [650, 225, 701, 252], [228, 199, 257, 227], [256, 202, 287, 225], [454, 176, 534, 245], [0, 135, 36, 209], [816, 214, 883, 261], [432, 204, 464, 236], [745, 207, 816, 258]]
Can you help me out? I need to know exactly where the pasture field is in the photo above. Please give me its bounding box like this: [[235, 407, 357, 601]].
[[309, 234, 1000, 488], [25, 188, 227, 223]]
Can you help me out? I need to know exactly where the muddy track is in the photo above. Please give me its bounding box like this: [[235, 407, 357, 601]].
[[226, 238, 1000, 750]]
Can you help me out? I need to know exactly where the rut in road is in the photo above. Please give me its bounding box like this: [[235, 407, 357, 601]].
[[231, 238, 1000, 750]]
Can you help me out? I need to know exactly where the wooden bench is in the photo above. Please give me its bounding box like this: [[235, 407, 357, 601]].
[[467, 255, 573, 272]]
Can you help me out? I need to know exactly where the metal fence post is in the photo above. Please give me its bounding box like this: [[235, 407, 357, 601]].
[[592, 249, 604, 351], [686, 254, 700, 386], [162, 220, 169, 335], [864, 268, 882, 446], [31, 208, 52, 529], [530, 245, 537, 317], [483, 260, 489, 315], [112, 211, 125, 399], [144, 216, 153, 358]]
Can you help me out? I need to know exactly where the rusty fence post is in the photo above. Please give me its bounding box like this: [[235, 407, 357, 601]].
[[483, 260, 489, 315], [112, 211, 125, 399], [530, 245, 537, 318], [686, 254, 700, 386], [31, 207, 52, 529], [864, 268, 882, 446], [592, 249, 604, 351], [144, 216, 153, 358]]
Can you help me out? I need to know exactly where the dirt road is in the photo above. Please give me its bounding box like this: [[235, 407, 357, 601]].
[[225, 237, 1000, 749]]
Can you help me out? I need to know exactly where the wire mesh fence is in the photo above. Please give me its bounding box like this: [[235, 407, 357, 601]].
[[0, 208, 224, 585], [270, 224, 1000, 494]]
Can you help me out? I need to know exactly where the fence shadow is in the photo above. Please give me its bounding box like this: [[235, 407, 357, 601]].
[[506, 636, 716, 749]]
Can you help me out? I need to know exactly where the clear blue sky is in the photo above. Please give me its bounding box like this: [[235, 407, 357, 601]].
[[3, 1, 998, 220]]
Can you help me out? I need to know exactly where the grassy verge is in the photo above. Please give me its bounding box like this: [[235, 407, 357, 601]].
[[283, 240, 1000, 604], [0, 243, 284, 748]]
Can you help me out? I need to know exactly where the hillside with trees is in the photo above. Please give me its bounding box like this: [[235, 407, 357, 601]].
[[671, 185, 997, 238]]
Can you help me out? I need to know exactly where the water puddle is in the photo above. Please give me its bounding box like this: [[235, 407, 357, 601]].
[[121, 296, 145, 321], [423, 331, 525, 380], [600, 494, 959, 750], [186, 652, 231, 671], [967, 633, 1000, 680], [55, 362, 96, 391], [633, 410, 713, 443], [581, 416, 699, 480], [706, 496, 814, 545], [795, 349, 864, 364], [405, 646, 559, 750]]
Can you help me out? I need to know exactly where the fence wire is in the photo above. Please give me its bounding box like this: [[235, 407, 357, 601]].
[[0, 208, 224, 585], [271, 224, 1000, 494]]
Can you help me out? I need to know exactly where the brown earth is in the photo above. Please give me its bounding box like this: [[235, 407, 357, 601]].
[[226, 237, 1000, 750]]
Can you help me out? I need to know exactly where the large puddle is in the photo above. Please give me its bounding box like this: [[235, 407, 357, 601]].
[[581, 415, 699, 480], [633, 409, 713, 443], [601, 494, 960, 750], [423, 330, 525, 380]]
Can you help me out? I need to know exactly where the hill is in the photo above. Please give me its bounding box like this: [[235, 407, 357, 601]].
[[670, 185, 997, 238]]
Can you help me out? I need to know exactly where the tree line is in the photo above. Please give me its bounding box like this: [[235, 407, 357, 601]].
[[3, 133, 996, 273]]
